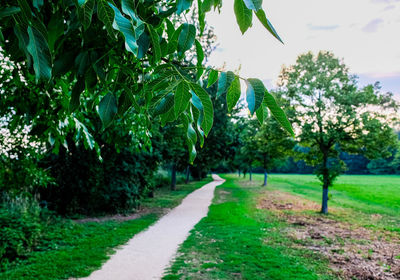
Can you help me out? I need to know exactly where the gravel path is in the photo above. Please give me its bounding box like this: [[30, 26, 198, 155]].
[[80, 174, 225, 280]]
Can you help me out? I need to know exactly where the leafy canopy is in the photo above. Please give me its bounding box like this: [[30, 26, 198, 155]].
[[0, 0, 292, 163], [279, 51, 398, 212]]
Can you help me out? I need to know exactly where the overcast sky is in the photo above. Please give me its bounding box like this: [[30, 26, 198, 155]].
[[206, 0, 400, 98]]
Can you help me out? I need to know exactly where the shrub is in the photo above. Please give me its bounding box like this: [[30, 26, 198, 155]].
[[0, 197, 42, 270], [40, 143, 160, 216]]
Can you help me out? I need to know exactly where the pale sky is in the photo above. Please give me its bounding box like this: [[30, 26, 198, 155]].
[[206, 0, 400, 97]]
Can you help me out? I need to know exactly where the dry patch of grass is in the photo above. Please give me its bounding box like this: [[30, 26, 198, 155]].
[[257, 190, 400, 280]]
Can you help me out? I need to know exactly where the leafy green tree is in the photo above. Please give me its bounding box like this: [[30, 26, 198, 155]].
[[155, 124, 188, 190], [0, 0, 292, 166], [236, 118, 258, 181], [253, 116, 294, 186], [279, 51, 399, 214]]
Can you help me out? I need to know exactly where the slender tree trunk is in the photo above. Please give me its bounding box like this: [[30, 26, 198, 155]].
[[321, 151, 329, 214], [263, 169, 268, 186], [249, 165, 252, 181], [185, 165, 190, 184], [321, 184, 329, 214], [171, 163, 176, 191], [238, 169, 241, 177], [263, 157, 268, 186]]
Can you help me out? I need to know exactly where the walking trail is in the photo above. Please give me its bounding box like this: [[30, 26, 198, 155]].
[[80, 174, 225, 280]]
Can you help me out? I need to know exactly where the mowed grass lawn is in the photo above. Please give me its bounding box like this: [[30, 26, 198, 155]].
[[164, 174, 400, 279], [164, 175, 336, 280], [254, 174, 400, 232]]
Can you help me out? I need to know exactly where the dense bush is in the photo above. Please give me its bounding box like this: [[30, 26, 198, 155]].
[[0, 155, 54, 200], [40, 143, 160, 216], [0, 197, 42, 269]]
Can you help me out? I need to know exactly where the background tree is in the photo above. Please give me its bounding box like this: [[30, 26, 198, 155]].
[[279, 51, 399, 214], [155, 124, 188, 190], [236, 118, 258, 181], [253, 116, 294, 186]]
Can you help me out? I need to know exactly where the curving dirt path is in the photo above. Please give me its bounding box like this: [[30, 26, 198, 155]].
[[80, 174, 225, 280]]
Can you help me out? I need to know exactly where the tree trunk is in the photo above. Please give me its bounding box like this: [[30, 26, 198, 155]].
[[185, 165, 190, 184], [238, 169, 241, 177], [321, 151, 329, 214], [171, 163, 176, 191], [321, 185, 329, 214], [249, 166, 252, 181], [263, 169, 268, 186]]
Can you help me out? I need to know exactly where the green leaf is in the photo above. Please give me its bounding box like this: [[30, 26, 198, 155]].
[[121, 0, 141, 22], [77, 0, 87, 6], [255, 9, 283, 43], [47, 12, 64, 52], [201, 0, 213, 12], [14, 24, 31, 67], [75, 52, 89, 77], [159, 7, 177, 18], [147, 24, 161, 63], [0, 7, 21, 19], [119, 85, 140, 115], [165, 19, 175, 37], [207, 69, 218, 88], [69, 79, 85, 112], [217, 71, 235, 97], [246, 78, 265, 115], [74, 118, 95, 150], [190, 83, 214, 137], [195, 39, 204, 79], [197, 0, 206, 34], [191, 104, 205, 147], [234, 0, 252, 34], [27, 26, 52, 82], [109, 3, 139, 55], [98, 92, 118, 128], [243, 0, 262, 11], [33, 0, 44, 10], [177, 0, 193, 15], [226, 76, 241, 112], [137, 31, 150, 59], [97, 0, 117, 38], [167, 25, 182, 54], [264, 90, 294, 136], [177, 23, 196, 57], [77, 0, 95, 30], [181, 114, 197, 164], [174, 82, 191, 117], [255, 99, 268, 124], [160, 107, 176, 126], [17, 0, 32, 22], [155, 93, 174, 116]]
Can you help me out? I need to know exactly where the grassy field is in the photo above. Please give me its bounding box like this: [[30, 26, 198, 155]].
[[164, 174, 400, 279], [164, 175, 336, 280], [254, 174, 400, 232], [0, 178, 211, 280]]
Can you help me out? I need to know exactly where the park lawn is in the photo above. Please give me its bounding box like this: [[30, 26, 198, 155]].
[[0, 178, 211, 280], [163, 175, 336, 280], [252, 174, 400, 232]]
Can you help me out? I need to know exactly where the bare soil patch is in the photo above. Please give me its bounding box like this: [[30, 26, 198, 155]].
[[257, 190, 400, 280]]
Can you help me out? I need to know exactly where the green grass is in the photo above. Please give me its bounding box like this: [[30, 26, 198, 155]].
[[0, 179, 210, 280], [251, 174, 400, 232], [163, 175, 336, 280]]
